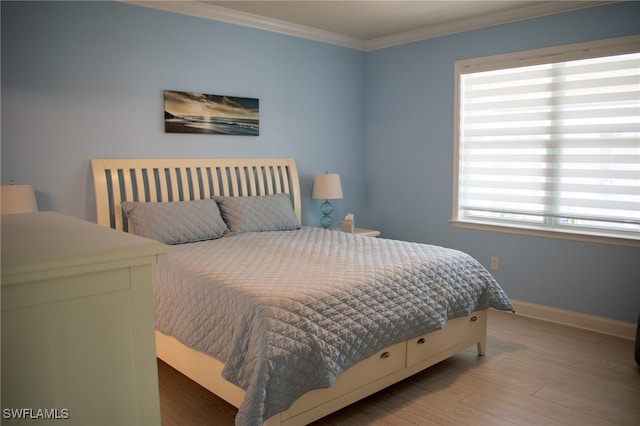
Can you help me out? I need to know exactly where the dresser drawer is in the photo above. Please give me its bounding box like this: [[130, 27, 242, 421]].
[[407, 312, 486, 367]]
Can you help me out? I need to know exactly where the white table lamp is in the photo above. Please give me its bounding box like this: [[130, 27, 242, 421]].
[[312, 173, 343, 229], [1, 183, 38, 214]]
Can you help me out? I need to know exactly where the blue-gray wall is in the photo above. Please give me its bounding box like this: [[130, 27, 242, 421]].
[[366, 2, 640, 323], [0, 1, 366, 226], [2, 1, 638, 323]]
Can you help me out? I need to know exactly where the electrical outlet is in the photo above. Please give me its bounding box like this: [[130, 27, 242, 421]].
[[490, 256, 499, 270]]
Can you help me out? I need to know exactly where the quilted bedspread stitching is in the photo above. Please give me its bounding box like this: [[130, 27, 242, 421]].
[[152, 227, 514, 425]]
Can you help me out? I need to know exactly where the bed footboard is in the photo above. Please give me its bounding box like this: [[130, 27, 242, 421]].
[[156, 311, 488, 426]]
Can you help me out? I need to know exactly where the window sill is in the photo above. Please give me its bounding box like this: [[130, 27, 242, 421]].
[[450, 219, 640, 248]]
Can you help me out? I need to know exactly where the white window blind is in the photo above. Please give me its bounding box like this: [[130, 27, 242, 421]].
[[455, 36, 640, 243]]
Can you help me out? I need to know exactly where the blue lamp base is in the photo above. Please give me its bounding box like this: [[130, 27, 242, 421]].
[[320, 200, 334, 229]]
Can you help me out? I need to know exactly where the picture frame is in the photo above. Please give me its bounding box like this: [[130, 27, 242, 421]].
[[164, 90, 259, 136]]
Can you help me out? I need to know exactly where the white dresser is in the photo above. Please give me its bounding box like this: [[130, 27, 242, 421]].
[[1, 212, 169, 425]]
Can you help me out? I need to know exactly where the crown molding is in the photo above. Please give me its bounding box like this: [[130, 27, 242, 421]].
[[122, 1, 615, 52], [122, 1, 366, 50], [366, 1, 615, 51]]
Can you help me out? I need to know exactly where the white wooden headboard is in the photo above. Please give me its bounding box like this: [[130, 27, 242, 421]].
[[91, 158, 301, 231]]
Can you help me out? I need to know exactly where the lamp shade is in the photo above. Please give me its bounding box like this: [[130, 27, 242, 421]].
[[1, 184, 38, 214], [312, 173, 343, 200]]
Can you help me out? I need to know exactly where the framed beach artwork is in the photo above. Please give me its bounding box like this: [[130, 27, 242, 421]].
[[164, 90, 259, 136]]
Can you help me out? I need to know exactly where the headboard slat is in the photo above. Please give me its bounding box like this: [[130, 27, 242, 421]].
[[181, 168, 192, 199], [220, 167, 231, 197], [255, 166, 266, 195], [169, 168, 180, 201], [146, 169, 158, 202], [191, 168, 199, 199], [109, 170, 124, 230], [121, 169, 134, 202], [210, 167, 221, 197], [265, 166, 275, 194], [229, 167, 239, 196], [91, 158, 301, 231], [133, 169, 145, 201], [157, 169, 169, 202]]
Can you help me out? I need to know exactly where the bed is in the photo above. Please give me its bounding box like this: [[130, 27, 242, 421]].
[[91, 157, 513, 426]]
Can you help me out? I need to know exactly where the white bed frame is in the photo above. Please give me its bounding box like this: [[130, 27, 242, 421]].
[[91, 157, 488, 426]]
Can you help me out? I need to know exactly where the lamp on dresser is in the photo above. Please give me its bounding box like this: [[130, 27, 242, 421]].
[[312, 172, 343, 229], [1, 182, 38, 214]]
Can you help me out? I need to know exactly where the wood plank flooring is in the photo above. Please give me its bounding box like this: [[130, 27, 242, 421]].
[[158, 310, 640, 425]]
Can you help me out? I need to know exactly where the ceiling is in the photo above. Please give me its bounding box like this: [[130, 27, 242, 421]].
[[127, 1, 611, 50]]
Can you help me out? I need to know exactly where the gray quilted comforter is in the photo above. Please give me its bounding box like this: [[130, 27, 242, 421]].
[[153, 227, 513, 425]]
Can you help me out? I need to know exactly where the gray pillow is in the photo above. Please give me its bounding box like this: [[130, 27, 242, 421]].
[[121, 199, 228, 244], [213, 193, 300, 234]]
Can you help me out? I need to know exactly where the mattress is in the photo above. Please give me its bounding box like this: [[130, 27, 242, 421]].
[[152, 227, 514, 425]]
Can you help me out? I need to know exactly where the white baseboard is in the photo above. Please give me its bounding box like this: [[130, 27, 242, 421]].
[[510, 299, 636, 341]]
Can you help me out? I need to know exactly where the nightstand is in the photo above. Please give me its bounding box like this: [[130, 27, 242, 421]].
[[334, 227, 381, 237]]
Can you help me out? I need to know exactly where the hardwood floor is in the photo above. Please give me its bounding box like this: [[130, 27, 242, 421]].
[[158, 310, 640, 425]]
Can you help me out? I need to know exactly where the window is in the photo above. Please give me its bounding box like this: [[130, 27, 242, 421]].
[[453, 36, 640, 246]]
